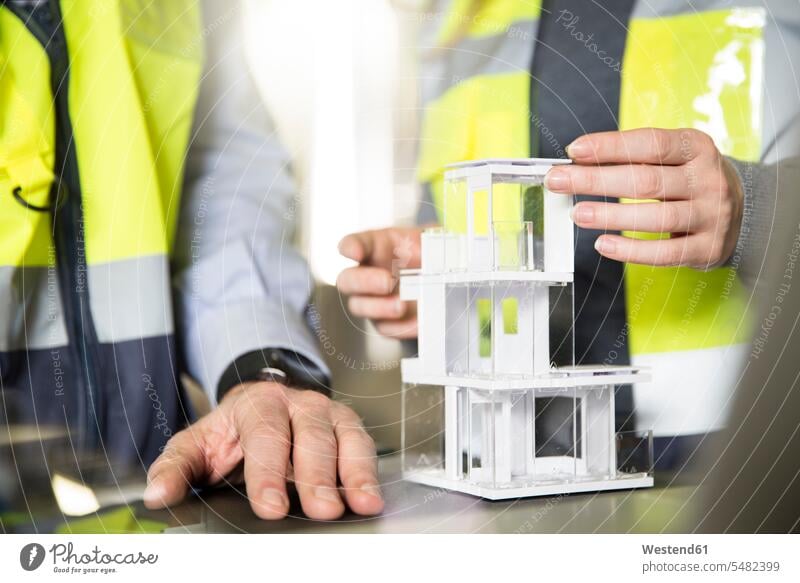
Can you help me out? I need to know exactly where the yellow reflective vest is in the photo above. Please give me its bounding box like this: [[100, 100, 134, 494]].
[[0, 0, 202, 462]]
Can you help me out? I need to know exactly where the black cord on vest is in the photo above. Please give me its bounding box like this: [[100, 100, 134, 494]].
[[12, 185, 53, 212]]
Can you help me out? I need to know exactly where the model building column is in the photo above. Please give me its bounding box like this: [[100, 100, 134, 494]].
[[543, 185, 574, 273], [532, 285, 551, 373], [494, 391, 513, 484], [444, 385, 460, 480], [419, 282, 447, 376], [466, 172, 492, 272]]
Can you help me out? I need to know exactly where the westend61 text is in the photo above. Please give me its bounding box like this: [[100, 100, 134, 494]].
[[642, 544, 708, 555]]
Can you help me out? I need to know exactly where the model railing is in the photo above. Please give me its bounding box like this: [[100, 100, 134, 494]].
[[492, 220, 543, 272], [422, 221, 543, 273]]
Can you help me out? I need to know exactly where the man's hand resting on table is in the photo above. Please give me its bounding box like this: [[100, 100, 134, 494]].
[[143, 382, 384, 520]]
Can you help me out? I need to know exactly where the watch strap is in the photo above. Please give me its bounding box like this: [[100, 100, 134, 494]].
[[216, 348, 330, 400]]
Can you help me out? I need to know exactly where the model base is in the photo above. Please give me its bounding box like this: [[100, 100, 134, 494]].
[[404, 469, 654, 500]]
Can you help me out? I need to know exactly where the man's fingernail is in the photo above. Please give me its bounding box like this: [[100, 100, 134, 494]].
[[143, 481, 164, 504], [361, 483, 383, 499], [545, 169, 569, 191], [567, 140, 591, 159], [315, 486, 341, 505], [261, 488, 287, 510], [572, 205, 594, 224], [395, 299, 405, 315], [595, 237, 616, 254]]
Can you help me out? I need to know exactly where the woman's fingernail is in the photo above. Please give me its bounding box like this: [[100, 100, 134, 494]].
[[595, 237, 616, 254], [545, 169, 569, 191], [567, 140, 591, 159], [572, 205, 594, 224]]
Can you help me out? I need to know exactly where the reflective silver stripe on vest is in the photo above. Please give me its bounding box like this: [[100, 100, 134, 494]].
[[88, 254, 174, 343], [0, 255, 174, 351], [0, 265, 68, 351], [420, 19, 537, 106]]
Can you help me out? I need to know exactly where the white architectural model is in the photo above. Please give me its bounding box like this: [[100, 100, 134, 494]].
[[400, 159, 654, 499]]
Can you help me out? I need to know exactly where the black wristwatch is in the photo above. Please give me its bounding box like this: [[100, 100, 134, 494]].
[[217, 348, 330, 400]]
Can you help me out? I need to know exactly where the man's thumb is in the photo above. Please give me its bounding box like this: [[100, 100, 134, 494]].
[[338, 232, 371, 263]]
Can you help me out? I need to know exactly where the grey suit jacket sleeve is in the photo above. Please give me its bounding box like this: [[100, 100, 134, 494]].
[[727, 113, 800, 290], [171, 0, 328, 403]]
